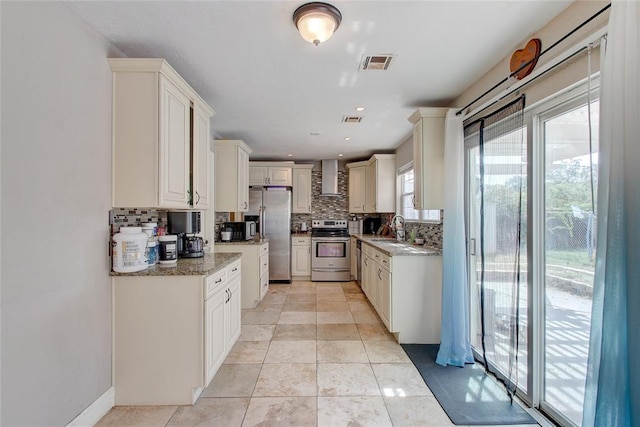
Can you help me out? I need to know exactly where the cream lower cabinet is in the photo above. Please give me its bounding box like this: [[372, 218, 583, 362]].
[[360, 241, 442, 344], [204, 262, 241, 385], [215, 242, 269, 308], [113, 259, 241, 405], [291, 235, 311, 279]]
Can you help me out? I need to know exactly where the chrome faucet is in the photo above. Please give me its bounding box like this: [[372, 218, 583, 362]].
[[390, 214, 405, 241]]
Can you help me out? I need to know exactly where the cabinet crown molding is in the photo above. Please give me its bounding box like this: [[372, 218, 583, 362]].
[[249, 161, 295, 167], [108, 58, 215, 117], [214, 139, 253, 154], [345, 160, 369, 169], [408, 107, 450, 124]]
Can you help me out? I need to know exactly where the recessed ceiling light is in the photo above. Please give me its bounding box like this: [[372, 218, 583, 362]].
[[338, 153, 344, 157], [287, 153, 293, 157], [355, 107, 365, 112], [344, 137, 351, 141]]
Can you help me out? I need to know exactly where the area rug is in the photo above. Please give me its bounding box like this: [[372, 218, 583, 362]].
[[401, 344, 536, 425]]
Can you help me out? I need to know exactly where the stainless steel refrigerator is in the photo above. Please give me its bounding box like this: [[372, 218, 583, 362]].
[[248, 187, 291, 282]]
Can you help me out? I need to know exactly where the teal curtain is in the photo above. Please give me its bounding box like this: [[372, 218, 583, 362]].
[[583, 1, 639, 426], [436, 109, 474, 367]]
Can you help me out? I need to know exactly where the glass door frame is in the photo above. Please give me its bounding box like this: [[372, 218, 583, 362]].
[[464, 77, 600, 427]]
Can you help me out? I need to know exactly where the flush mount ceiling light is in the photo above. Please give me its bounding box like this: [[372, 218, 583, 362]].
[[293, 2, 342, 46]]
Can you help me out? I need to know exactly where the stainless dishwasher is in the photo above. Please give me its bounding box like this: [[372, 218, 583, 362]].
[[356, 239, 362, 285]]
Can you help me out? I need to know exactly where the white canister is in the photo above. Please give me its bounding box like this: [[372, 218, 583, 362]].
[[113, 226, 149, 273], [142, 222, 157, 239], [158, 235, 178, 264]]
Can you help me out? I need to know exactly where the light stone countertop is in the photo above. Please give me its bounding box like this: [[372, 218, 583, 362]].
[[110, 252, 242, 277], [351, 233, 442, 257], [215, 238, 269, 246]]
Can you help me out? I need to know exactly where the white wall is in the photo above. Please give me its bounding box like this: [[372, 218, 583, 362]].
[[1, 2, 122, 425], [395, 135, 413, 170], [455, 0, 608, 117]]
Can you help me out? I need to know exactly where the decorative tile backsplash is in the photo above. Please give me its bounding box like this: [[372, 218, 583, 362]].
[[110, 208, 167, 235], [404, 221, 443, 249], [310, 170, 349, 219]]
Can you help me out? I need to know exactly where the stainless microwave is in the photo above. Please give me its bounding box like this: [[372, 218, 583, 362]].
[[222, 221, 256, 241]]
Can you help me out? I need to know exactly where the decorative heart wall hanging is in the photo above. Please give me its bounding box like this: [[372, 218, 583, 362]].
[[510, 38, 542, 80]]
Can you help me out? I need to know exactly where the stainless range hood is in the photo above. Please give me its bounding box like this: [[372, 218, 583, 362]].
[[320, 159, 340, 196]]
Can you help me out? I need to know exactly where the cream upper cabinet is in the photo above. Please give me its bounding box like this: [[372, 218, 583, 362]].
[[292, 164, 313, 213], [367, 154, 396, 213], [249, 163, 293, 186], [214, 140, 252, 212], [109, 58, 215, 209], [346, 161, 367, 213], [347, 155, 395, 214], [193, 103, 211, 209], [408, 107, 448, 210]]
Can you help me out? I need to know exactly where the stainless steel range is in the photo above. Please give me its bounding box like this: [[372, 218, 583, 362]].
[[311, 219, 351, 282]]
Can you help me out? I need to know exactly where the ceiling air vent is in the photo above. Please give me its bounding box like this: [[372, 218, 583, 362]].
[[359, 54, 396, 71], [342, 115, 363, 123]]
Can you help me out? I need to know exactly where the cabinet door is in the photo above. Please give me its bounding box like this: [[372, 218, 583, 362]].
[[366, 161, 377, 213], [412, 121, 424, 209], [227, 278, 242, 347], [348, 166, 366, 213], [268, 167, 292, 186], [379, 267, 391, 330], [292, 245, 311, 276], [205, 289, 226, 386], [237, 148, 250, 211], [193, 105, 211, 209], [292, 168, 312, 213], [159, 75, 191, 208], [249, 166, 268, 186]]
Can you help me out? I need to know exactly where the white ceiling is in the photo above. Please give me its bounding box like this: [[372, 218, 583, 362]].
[[66, 0, 572, 161]]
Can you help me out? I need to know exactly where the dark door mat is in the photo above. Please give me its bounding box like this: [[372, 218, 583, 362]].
[[401, 344, 537, 425]]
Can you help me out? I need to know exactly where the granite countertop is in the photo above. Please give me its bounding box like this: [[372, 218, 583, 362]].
[[111, 252, 242, 277], [215, 238, 269, 246], [351, 233, 442, 257]]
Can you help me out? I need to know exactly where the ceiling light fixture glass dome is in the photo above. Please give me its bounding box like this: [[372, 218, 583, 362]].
[[293, 2, 342, 46]]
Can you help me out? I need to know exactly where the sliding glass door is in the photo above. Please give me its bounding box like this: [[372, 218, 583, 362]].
[[465, 87, 598, 427], [538, 97, 598, 426]]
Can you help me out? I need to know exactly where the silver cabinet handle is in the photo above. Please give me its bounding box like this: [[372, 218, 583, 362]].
[[377, 268, 382, 280], [195, 191, 200, 205], [469, 238, 476, 256], [215, 278, 222, 284]]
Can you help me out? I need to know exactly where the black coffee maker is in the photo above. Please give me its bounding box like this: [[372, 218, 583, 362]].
[[167, 211, 204, 258]]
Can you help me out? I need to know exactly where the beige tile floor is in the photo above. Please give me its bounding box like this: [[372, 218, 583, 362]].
[[97, 281, 532, 426]]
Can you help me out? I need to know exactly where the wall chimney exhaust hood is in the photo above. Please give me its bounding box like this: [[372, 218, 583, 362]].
[[320, 159, 340, 196]]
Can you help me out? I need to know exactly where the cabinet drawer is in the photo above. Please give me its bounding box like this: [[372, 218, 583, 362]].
[[380, 253, 391, 271], [205, 269, 227, 299], [292, 236, 311, 245], [227, 260, 241, 281], [260, 253, 269, 276]]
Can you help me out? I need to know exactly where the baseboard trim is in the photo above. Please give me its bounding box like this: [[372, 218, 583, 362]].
[[66, 387, 114, 427]]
